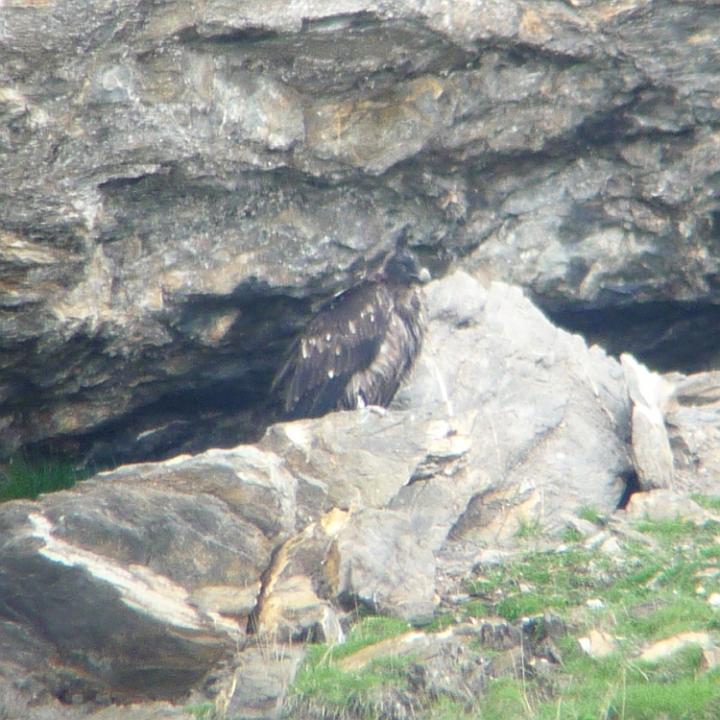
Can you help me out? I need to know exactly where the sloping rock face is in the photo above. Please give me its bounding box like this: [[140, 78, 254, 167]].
[[2, 0, 720, 463], [0, 272, 637, 715], [665, 370, 720, 497]]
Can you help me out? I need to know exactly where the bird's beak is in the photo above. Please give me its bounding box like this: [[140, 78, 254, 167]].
[[418, 267, 431, 284]]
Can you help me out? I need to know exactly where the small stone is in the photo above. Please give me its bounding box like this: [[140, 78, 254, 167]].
[[625, 489, 708, 523], [478, 618, 522, 650], [578, 629, 618, 658], [522, 613, 567, 643], [621, 354, 675, 490], [584, 529, 610, 549], [566, 516, 599, 537], [695, 567, 720, 578], [701, 646, 720, 671], [474, 548, 515, 566], [531, 657, 555, 676], [586, 598, 605, 610], [599, 536, 622, 555], [448, 593, 471, 605], [708, 593, 720, 607]]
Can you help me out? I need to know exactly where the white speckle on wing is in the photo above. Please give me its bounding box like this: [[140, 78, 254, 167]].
[[301, 340, 309, 359], [325, 333, 332, 341], [328, 369, 335, 379], [348, 321, 356, 334]]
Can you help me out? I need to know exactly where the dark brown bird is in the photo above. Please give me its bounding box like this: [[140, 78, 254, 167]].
[[273, 248, 429, 419]]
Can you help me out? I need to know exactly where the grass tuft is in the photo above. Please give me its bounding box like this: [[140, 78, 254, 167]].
[[184, 702, 215, 720], [0, 454, 87, 502], [691, 494, 720, 512], [577, 505, 605, 525], [515, 517, 545, 539], [290, 616, 415, 719]]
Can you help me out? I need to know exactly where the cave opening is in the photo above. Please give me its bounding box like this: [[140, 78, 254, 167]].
[[546, 300, 720, 374]]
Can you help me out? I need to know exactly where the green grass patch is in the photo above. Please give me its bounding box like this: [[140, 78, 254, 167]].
[[691, 494, 720, 512], [577, 505, 605, 525], [533, 668, 720, 720], [288, 512, 720, 720], [462, 514, 720, 717], [635, 517, 698, 541], [526, 640, 720, 720], [497, 592, 550, 621], [418, 612, 456, 633], [561, 525, 584, 543], [290, 617, 416, 718], [462, 599, 489, 619], [638, 644, 705, 683], [480, 677, 533, 719], [616, 595, 716, 641], [0, 455, 87, 502], [515, 517, 545, 539], [699, 543, 720, 561], [470, 547, 611, 621], [183, 702, 215, 720], [424, 696, 474, 719], [292, 650, 412, 714], [620, 674, 720, 720], [326, 616, 411, 660]]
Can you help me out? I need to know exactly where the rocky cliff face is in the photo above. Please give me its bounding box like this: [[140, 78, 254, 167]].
[[0, 271, 718, 719], [2, 0, 720, 463], [2, 3, 720, 717]]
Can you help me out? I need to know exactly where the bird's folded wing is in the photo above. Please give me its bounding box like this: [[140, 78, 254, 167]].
[[274, 283, 394, 417]]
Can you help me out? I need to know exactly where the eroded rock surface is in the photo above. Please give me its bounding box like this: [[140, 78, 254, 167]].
[[666, 371, 720, 497], [0, 271, 718, 719], [0, 272, 633, 712], [2, 0, 720, 461], [3, 1, 720, 717]]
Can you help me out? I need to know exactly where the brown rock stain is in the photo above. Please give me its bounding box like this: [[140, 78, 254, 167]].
[[306, 75, 446, 167], [203, 311, 240, 344], [323, 540, 342, 598], [591, 0, 649, 23], [688, 29, 715, 46], [3, 0, 55, 6], [254, 509, 350, 636], [320, 506, 350, 534], [0, 231, 70, 265], [520, 8, 549, 39]]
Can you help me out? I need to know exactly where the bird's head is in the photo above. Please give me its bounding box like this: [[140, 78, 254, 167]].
[[380, 248, 431, 285]]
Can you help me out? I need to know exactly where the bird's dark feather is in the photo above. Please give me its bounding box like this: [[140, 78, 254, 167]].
[[273, 275, 424, 419]]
